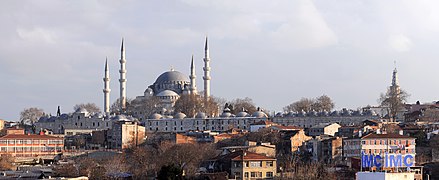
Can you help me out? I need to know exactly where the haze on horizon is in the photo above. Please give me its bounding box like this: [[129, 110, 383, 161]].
[[1, 0, 439, 120]]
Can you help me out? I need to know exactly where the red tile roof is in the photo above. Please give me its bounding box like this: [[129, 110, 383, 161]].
[[251, 120, 274, 126], [271, 125, 302, 130], [214, 150, 275, 161], [0, 134, 63, 140], [361, 133, 414, 139]]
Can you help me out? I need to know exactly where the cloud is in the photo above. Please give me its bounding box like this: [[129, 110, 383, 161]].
[[16, 27, 57, 44], [269, 0, 338, 50], [388, 34, 412, 52]]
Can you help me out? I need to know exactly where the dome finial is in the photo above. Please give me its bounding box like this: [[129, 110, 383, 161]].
[[170, 65, 174, 71]]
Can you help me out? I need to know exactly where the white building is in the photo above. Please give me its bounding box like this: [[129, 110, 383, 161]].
[[142, 110, 269, 133], [308, 123, 341, 137]]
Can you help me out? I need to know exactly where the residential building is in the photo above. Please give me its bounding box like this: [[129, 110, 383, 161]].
[[343, 133, 416, 170], [276, 129, 312, 163], [107, 120, 146, 149], [310, 135, 343, 164], [250, 120, 275, 132], [0, 128, 63, 157], [308, 123, 341, 137], [207, 150, 276, 179]]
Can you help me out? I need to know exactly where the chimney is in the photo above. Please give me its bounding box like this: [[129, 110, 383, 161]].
[[358, 130, 362, 137], [39, 131, 44, 135], [399, 130, 403, 135], [376, 129, 381, 134]]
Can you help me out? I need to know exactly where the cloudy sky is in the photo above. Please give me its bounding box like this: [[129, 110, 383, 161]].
[[2, 0, 439, 120]]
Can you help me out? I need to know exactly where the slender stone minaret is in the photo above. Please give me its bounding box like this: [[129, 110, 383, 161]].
[[189, 55, 197, 94], [390, 63, 400, 97], [119, 38, 127, 112], [103, 58, 111, 114], [203, 37, 211, 102]]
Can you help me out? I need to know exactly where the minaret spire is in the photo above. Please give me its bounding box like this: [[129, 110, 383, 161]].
[[119, 38, 127, 112], [390, 61, 400, 97], [189, 55, 197, 94], [203, 36, 211, 103], [103, 58, 111, 114]]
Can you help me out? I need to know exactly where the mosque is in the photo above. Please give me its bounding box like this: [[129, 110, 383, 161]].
[[103, 37, 212, 114]]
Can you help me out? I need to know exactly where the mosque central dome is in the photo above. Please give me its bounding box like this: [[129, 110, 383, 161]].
[[155, 70, 189, 84]]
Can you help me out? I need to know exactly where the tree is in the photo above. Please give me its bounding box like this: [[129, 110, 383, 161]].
[[73, 103, 101, 114], [0, 155, 14, 170], [174, 94, 221, 118], [110, 97, 133, 114], [174, 94, 203, 118], [284, 98, 314, 113], [379, 88, 409, 121], [313, 95, 335, 112], [157, 164, 183, 180], [228, 97, 257, 114], [20, 107, 44, 125], [284, 95, 335, 113], [130, 96, 163, 119]]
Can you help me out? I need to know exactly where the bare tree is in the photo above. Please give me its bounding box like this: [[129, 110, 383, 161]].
[[284, 98, 314, 113], [73, 103, 101, 114], [110, 97, 133, 114], [313, 95, 335, 112], [130, 96, 163, 119], [228, 97, 257, 114], [284, 95, 335, 113], [379, 88, 409, 121], [0, 155, 14, 171], [20, 107, 45, 125], [173, 94, 221, 118], [174, 94, 204, 118]]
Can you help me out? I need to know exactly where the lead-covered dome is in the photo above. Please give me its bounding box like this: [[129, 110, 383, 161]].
[[155, 71, 189, 84]]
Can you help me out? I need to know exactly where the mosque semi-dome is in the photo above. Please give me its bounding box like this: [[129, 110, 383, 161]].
[[156, 90, 179, 97]]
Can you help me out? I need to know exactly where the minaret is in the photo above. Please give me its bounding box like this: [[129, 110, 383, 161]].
[[189, 55, 197, 94], [203, 36, 211, 101], [390, 63, 400, 96], [119, 38, 127, 112], [103, 58, 111, 114]]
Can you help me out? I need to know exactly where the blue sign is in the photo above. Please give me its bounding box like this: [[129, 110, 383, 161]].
[[361, 152, 414, 168]]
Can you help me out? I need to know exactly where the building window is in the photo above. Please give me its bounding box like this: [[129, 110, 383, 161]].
[[250, 172, 262, 178], [245, 161, 249, 167], [250, 161, 262, 167], [266, 161, 273, 167], [266, 172, 273, 177], [244, 172, 249, 178]]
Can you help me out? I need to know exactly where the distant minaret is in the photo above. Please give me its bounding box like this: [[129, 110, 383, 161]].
[[203, 36, 211, 101], [103, 58, 111, 114], [189, 55, 197, 94], [119, 38, 127, 112], [390, 62, 400, 96]]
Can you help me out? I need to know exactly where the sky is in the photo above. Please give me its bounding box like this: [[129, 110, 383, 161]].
[[2, 0, 439, 120]]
